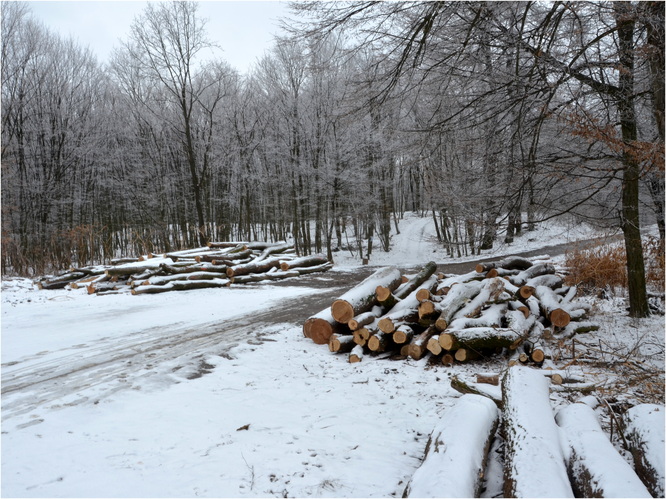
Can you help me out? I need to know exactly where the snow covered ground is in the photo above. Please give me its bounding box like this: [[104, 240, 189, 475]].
[[2, 214, 663, 498]]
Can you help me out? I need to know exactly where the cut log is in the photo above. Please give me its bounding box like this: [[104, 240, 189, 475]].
[[393, 261, 438, 300], [526, 274, 564, 290], [441, 353, 455, 365], [250, 241, 292, 262], [392, 324, 415, 345], [502, 365, 574, 498], [106, 258, 174, 277], [450, 375, 503, 408], [328, 334, 356, 353], [454, 348, 481, 362], [226, 256, 283, 278], [556, 403, 652, 498], [406, 325, 437, 360], [279, 253, 328, 271], [403, 394, 499, 498], [439, 327, 522, 352], [510, 262, 556, 286], [448, 303, 507, 330], [304, 308, 351, 344], [348, 309, 380, 331], [376, 275, 438, 333], [534, 285, 571, 327], [475, 256, 534, 273], [622, 404, 665, 498], [230, 269, 301, 284], [367, 331, 392, 352], [426, 335, 442, 355], [349, 345, 364, 363], [450, 277, 506, 320], [131, 278, 229, 295], [330, 266, 402, 323], [557, 321, 600, 338], [434, 280, 484, 331]]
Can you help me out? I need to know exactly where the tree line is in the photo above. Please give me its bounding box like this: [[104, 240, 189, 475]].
[[1, 1, 663, 316]]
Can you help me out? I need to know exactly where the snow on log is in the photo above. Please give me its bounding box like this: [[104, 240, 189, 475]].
[[556, 321, 600, 338], [395, 261, 438, 299], [230, 269, 301, 284], [106, 257, 175, 276], [248, 241, 292, 262], [450, 277, 507, 320], [331, 266, 403, 323], [556, 402, 652, 498], [622, 404, 665, 498], [348, 309, 381, 331], [403, 394, 499, 498], [475, 256, 534, 273], [447, 303, 507, 330], [502, 365, 574, 498]]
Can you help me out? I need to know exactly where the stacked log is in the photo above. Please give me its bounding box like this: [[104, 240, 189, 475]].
[[35, 242, 331, 295], [307, 256, 597, 365]]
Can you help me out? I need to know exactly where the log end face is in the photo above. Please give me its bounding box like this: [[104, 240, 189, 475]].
[[331, 299, 354, 324]]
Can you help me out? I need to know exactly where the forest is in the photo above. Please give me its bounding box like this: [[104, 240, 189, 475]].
[[1, 1, 664, 317]]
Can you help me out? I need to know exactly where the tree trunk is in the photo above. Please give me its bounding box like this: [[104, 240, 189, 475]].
[[615, 2, 650, 317]]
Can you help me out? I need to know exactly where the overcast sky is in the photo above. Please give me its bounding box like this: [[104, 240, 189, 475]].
[[27, 1, 292, 73]]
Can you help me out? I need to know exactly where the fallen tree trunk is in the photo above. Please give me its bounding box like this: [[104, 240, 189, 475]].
[[556, 402, 652, 498], [622, 404, 665, 498], [502, 365, 574, 498], [406, 325, 438, 360], [230, 269, 300, 284], [403, 394, 499, 498], [450, 375, 503, 408], [331, 266, 402, 323]]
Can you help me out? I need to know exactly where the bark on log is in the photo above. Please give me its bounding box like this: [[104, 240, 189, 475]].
[[557, 322, 600, 338], [330, 266, 402, 323], [556, 403, 652, 498], [106, 258, 174, 277], [622, 404, 665, 498], [502, 365, 574, 498], [439, 327, 522, 352], [251, 242, 292, 262], [475, 256, 534, 273], [403, 394, 499, 498], [230, 269, 301, 283]]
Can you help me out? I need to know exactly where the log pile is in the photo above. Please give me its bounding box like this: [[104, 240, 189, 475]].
[[36, 242, 332, 295], [304, 256, 598, 364]]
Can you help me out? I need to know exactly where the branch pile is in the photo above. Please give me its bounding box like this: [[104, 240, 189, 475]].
[[36, 242, 331, 295], [304, 256, 598, 364]]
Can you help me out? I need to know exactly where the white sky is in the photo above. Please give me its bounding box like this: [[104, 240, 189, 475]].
[[27, 0, 292, 73]]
